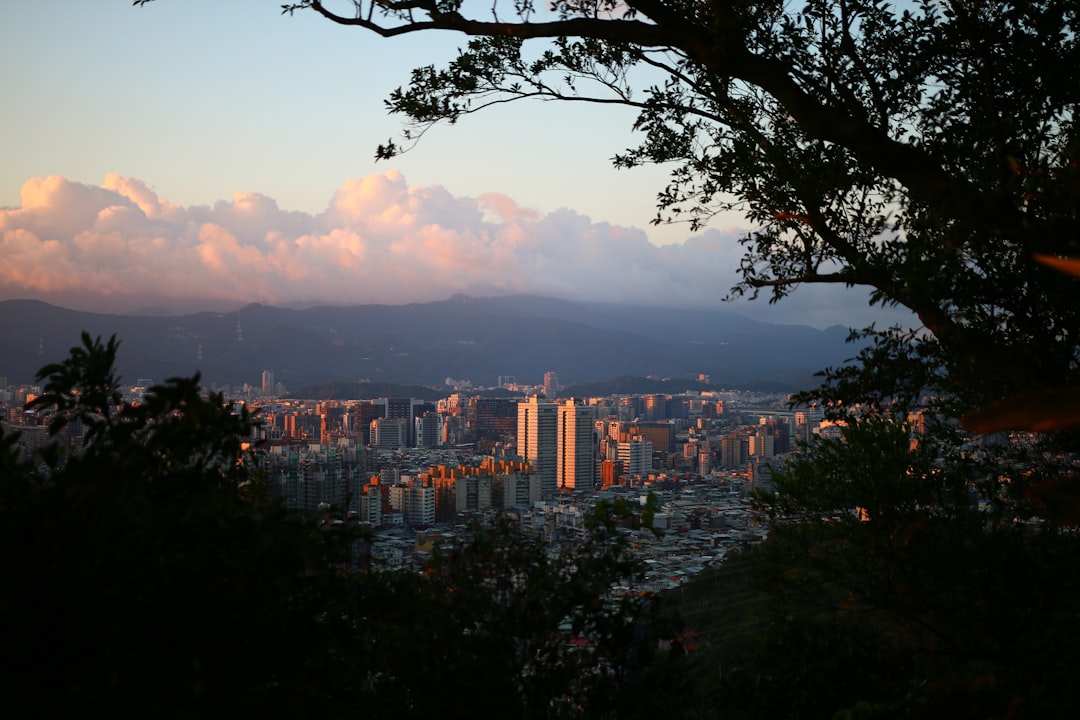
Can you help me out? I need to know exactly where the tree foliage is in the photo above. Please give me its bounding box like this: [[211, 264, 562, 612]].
[[2, 334, 359, 718], [729, 416, 1080, 718], [1, 335, 680, 719]]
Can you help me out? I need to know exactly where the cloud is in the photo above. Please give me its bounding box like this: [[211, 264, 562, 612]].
[[0, 172, 914, 328]]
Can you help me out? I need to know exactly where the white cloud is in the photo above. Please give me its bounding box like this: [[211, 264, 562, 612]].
[[0, 172, 915, 328]]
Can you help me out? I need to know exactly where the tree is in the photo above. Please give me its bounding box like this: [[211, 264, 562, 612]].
[[132, 1, 1080, 715], [173, 0, 1074, 406], [354, 512, 684, 720], [1, 334, 681, 719], [1, 334, 364, 718]]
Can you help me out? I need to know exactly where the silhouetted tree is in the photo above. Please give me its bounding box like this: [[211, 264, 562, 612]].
[[1, 334, 682, 719], [1, 334, 365, 717]]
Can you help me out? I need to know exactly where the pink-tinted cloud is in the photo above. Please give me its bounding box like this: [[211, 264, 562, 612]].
[[0, 172, 913, 328], [478, 192, 538, 222]]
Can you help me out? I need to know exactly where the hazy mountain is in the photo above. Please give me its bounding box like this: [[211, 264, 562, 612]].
[[0, 296, 861, 391]]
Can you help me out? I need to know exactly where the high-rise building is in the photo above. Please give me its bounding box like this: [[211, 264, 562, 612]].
[[616, 396, 641, 421], [415, 412, 442, 448], [665, 396, 689, 420], [356, 483, 382, 526], [470, 397, 518, 442], [749, 431, 775, 458], [720, 433, 747, 467], [697, 445, 712, 476], [405, 483, 436, 527], [644, 394, 667, 421], [388, 479, 435, 526], [517, 396, 558, 498], [268, 443, 369, 512], [371, 417, 408, 447], [617, 436, 653, 478], [261, 370, 274, 397], [543, 371, 559, 399], [600, 459, 624, 487], [351, 401, 383, 444], [630, 422, 676, 453], [497, 470, 541, 508], [558, 401, 596, 491], [377, 397, 426, 446]]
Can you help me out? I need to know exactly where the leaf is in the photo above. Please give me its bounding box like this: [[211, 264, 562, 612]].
[[1025, 473, 1080, 527], [960, 385, 1080, 433], [1033, 253, 1080, 278]]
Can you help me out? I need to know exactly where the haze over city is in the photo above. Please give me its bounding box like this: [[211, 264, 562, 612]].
[[1, 1, 913, 330]]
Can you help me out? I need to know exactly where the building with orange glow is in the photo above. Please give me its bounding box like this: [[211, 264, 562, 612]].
[[558, 400, 597, 491], [518, 396, 558, 498]]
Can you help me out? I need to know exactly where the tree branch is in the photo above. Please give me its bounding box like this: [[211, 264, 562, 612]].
[[747, 271, 853, 289], [300, 0, 1028, 243], [304, 0, 671, 42]]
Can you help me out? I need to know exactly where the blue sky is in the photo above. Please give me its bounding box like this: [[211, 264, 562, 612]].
[[0, 0, 915, 329]]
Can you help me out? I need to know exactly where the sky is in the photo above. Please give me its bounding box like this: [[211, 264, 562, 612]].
[[0, 0, 915, 330]]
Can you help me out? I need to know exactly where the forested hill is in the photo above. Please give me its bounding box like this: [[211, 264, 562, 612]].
[[0, 295, 856, 389]]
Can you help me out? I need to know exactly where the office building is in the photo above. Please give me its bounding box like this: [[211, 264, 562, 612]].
[[415, 412, 442, 448], [543, 371, 559, 399], [470, 397, 518, 442], [376, 397, 427, 446], [371, 417, 409, 447], [558, 400, 596, 491], [618, 436, 653, 477], [518, 396, 558, 498]]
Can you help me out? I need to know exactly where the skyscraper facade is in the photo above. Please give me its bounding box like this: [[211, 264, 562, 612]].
[[543, 371, 559, 399], [371, 418, 408, 447], [558, 401, 597, 492], [376, 397, 429, 446], [415, 412, 442, 448], [470, 397, 518, 442], [517, 396, 558, 498], [618, 436, 653, 478]]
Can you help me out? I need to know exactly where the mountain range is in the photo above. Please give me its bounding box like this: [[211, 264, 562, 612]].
[[0, 295, 862, 391]]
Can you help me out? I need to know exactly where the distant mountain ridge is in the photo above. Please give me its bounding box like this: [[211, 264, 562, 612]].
[[0, 296, 859, 391]]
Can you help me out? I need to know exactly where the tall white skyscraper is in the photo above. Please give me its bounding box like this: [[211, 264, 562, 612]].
[[558, 401, 596, 491], [518, 396, 558, 498]]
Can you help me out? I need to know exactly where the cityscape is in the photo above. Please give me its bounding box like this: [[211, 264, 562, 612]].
[[2, 350, 823, 590], [3, 1, 1076, 717]]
